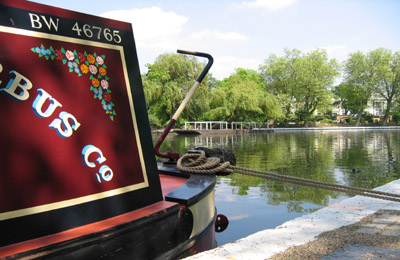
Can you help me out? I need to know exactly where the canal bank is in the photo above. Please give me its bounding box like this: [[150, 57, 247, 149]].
[[271, 126, 400, 131], [185, 179, 400, 259], [153, 126, 400, 135]]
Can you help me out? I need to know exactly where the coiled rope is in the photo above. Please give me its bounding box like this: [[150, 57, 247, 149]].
[[177, 150, 400, 203]]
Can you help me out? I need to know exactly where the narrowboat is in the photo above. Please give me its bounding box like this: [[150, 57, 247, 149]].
[[0, 0, 217, 259]]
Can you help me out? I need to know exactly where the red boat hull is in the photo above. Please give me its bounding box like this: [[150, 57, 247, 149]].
[[0, 172, 217, 259]]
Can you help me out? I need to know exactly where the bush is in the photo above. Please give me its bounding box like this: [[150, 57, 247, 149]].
[[361, 113, 373, 123], [391, 112, 400, 123], [320, 119, 335, 124], [348, 117, 356, 124], [148, 113, 163, 129]]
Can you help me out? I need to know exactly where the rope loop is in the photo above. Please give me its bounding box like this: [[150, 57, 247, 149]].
[[177, 150, 233, 175]]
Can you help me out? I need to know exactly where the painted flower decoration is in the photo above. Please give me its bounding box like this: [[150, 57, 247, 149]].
[[87, 54, 96, 64], [55, 49, 63, 60], [78, 52, 86, 63], [65, 50, 75, 60], [31, 44, 116, 121], [99, 67, 107, 76], [103, 92, 112, 102], [92, 78, 100, 88], [93, 87, 103, 100], [89, 65, 97, 75], [96, 56, 104, 65], [101, 79, 109, 89], [80, 64, 89, 74]]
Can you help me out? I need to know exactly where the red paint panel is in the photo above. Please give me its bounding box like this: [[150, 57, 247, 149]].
[[0, 20, 147, 213]]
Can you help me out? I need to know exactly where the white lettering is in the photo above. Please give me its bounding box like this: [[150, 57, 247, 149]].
[[29, 13, 59, 31], [41, 15, 59, 32], [82, 145, 114, 183], [49, 111, 81, 138], [0, 70, 32, 101], [81, 145, 107, 168], [96, 165, 113, 182], [32, 89, 62, 118], [29, 13, 42, 29]]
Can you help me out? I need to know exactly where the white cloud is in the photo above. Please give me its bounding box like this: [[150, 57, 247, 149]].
[[100, 7, 256, 80], [321, 45, 350, 63], [211, 55, 261, 79], [101, 7, 189, 74], [240, 0, 298, 11], [190, 30, 248, 41], [101, 7, 188, 50]]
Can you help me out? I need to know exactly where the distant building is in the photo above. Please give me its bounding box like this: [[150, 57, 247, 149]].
[[364, 95, 386, 116], [331, 95, 386, 117]]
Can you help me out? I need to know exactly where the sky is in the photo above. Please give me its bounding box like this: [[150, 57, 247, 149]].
[[30, 0, 400, 80]]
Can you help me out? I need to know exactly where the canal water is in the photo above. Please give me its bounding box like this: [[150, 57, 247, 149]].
[[152, 129, 400, 246]]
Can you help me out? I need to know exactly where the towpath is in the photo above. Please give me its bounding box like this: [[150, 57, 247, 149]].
[[185, 179, 400, 259]]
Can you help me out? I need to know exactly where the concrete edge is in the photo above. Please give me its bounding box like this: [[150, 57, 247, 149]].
[[185, 180, 400, 260], [271, 126, 400, 131]]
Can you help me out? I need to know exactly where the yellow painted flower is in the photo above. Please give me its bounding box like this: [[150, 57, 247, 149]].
[[80, 64, 89, 74], [87, 54, 95, 64], [92, 78, 100, 87], [99, 67, 107, 76]]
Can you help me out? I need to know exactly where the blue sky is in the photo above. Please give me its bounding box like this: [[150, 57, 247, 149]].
[[30, 0, 400, 80]]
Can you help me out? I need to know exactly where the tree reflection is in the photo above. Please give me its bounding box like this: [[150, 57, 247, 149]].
[[153, 130, 400, 213], [335, 131, 400, 189]]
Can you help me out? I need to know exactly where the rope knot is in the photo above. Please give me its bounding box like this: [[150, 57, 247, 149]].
[[177, 150, 233, 175]]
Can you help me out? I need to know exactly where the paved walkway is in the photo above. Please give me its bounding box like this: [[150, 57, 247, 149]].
[[185, 179, 400, 260], [323, 243, 400, 259]]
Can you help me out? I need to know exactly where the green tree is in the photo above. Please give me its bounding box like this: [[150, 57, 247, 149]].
[[343, 51, 378, 126], [334, 82, 371, 126], [369, 49, 400, 125], [142, 76, 163, 127], [342, 49, 400, 126], [294, 49, 339, 126], [205, 68, 281, 122], [261, 49, 339, 127], [332, 84, 350, 116], [142, 53, 210, 126], [260, 49, 301, 126]]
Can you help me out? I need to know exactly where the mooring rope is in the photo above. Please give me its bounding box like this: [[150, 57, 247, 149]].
[[177, 150, 400, 203]]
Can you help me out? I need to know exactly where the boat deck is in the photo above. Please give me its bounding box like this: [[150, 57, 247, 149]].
[[160, 173, 188, 198]]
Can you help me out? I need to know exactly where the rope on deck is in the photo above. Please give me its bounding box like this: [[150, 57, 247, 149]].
[[177, 150, 400, 203]]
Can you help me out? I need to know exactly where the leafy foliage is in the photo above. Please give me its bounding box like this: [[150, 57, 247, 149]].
[[369, 49, 400, 125], [205, 68, 281, 122], [142, 48, 398, 128], [142, 53, 209, 126], [260, 49, 339, 126], [338, 48, 400, 126]]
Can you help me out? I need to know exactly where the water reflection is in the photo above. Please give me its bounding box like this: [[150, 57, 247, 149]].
[[152, 130, 400, 245]]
